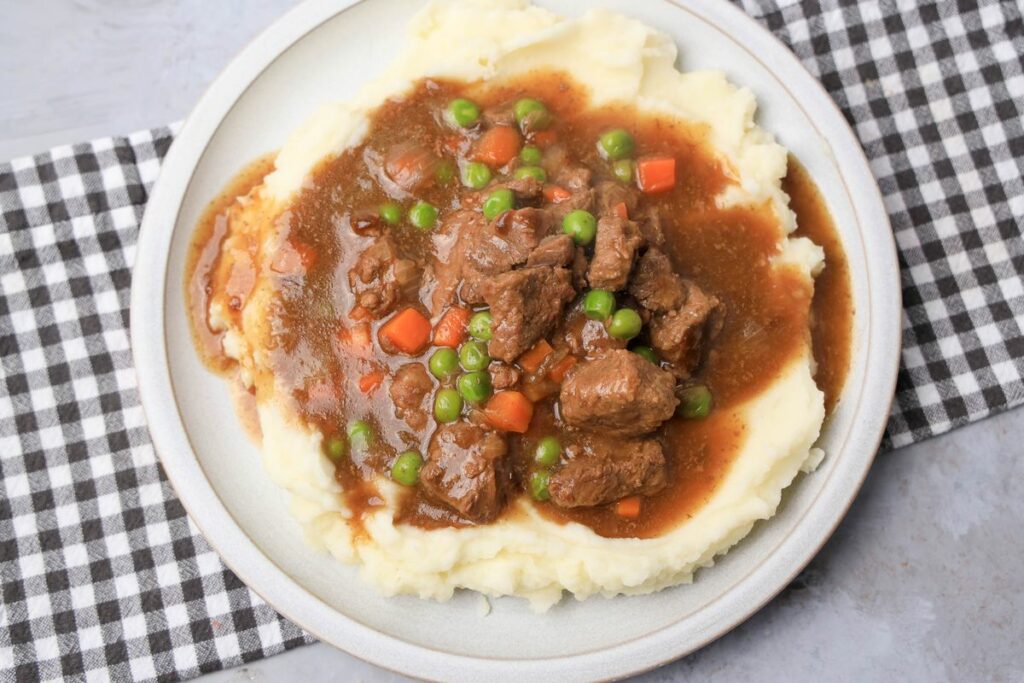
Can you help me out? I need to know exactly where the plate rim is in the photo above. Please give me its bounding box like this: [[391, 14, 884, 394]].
[[130, 0, 902, 679]]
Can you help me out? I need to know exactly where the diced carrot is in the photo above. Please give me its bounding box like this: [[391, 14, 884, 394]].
[[532, 130, 558, 147], [547, 355, 577, 383], [615, 496, 642, 519], [471, 126, 522, 167], [379, 308, 432, 355], [432, 307, 472, 348], [484, 391, 535, 433], [358, 370, 385, 394], [637, 156, 676, 194], [542, 185, 572, 203], [613, 201, 629, 220], [518, 339, 554, 373]]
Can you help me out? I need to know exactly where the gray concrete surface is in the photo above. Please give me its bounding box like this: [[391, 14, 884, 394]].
[[3, 2, 1021, 681]]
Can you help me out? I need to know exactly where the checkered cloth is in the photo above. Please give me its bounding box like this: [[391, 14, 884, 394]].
[[1, 1, 1022, 680]]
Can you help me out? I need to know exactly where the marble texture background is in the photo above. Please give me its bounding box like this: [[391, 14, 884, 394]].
[[2, 1, 1020, 680]]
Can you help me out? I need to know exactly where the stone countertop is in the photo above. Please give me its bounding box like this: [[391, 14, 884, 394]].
[[4, 1, 1019, 680]]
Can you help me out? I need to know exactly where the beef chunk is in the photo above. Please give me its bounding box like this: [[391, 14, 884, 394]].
[[594, 181, 640, 219], [501, 177, 544, 199], [389, 364, 433, 431], [638, 206, 665, 247], [548, 435, 667, 507], [420, 421, 511, 523], [483, 266, 576, 362], [554, 165, 592, 192], [527, 234, 575, 268], [489, 361, 521, 390], [429, 209, 488, 315], [628, 248, 687, 313], [348, 236, 417, 318], [460, 208, 549, 304], [587, 216, 643, 291], [430, 208, 550, 312], [649, 282, 724, 374], [560, 349, 678, 435]]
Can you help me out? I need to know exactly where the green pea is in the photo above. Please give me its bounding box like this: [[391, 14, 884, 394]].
[[562, 209, 597, 245], [435, 159, 456, 185], [408, 200, 438, 230], [468, 310, 493, 341], [457, 371, 492, 404], [513, 98, 552, 131], [513, 166, 547, 182], [534, 436, 561, 466], [448, 98, 480, 128], [612, 159, 635, 183], [632, 345, 658, 364], [434, 388, 463, 423], [598, 128, 635, 160], [461, 161, 492, 190], [429, 347, 460, 380], [482, 188, 515, 220], [391, 450, 423, 486], [347, 420, 374, 451], [529, 469, 551, 501], [582, 289, 615, 321], [324, 435, 347, 461], [379, 202, 402, 226], [608, 308, 643, 340], [520, 145, 543, 165], [677, 385, 713, 419], [459, 340, 490, 371]]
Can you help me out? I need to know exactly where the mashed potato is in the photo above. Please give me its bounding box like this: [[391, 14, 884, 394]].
[[209, 0, 825, 611]]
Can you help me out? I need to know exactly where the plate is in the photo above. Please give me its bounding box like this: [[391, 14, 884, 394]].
[[130, 0, 901, 680]]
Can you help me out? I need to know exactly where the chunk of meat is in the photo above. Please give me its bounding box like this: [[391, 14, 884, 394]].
[[420, 421, 511, 523], [628, 248, 687, 313], [587, 216, 643, 291], [649, 282, 724, 374], [553, 165, 592, 192], [526, 234, 575, 268], [489, 361, 521, 390], [483, 266, 576, 362], [559, 349, 678, 436], [389, 364, 433, 431], [594, 181, 640, 219], [460, 208, 550, 304], [501, 177, 543, 199], [637, 205, 665, 247], [548, 436, 667, 507], [348, 236, 418, 319], [429, 210, 486, 315]]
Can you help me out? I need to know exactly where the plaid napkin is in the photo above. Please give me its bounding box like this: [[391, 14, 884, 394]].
[[2, 1, 1022, 680]]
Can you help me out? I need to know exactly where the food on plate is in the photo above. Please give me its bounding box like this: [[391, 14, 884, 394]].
[[185, 0, 852, 611]]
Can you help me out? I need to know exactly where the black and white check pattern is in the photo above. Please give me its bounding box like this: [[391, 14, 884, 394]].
[[1, 1, 1022, 680]]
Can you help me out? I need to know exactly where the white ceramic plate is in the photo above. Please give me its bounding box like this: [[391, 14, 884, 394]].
[[131, 0, 901, 680]]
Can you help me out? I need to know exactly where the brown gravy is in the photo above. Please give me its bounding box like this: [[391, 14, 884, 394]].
[[186, 73, 853, 539]]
